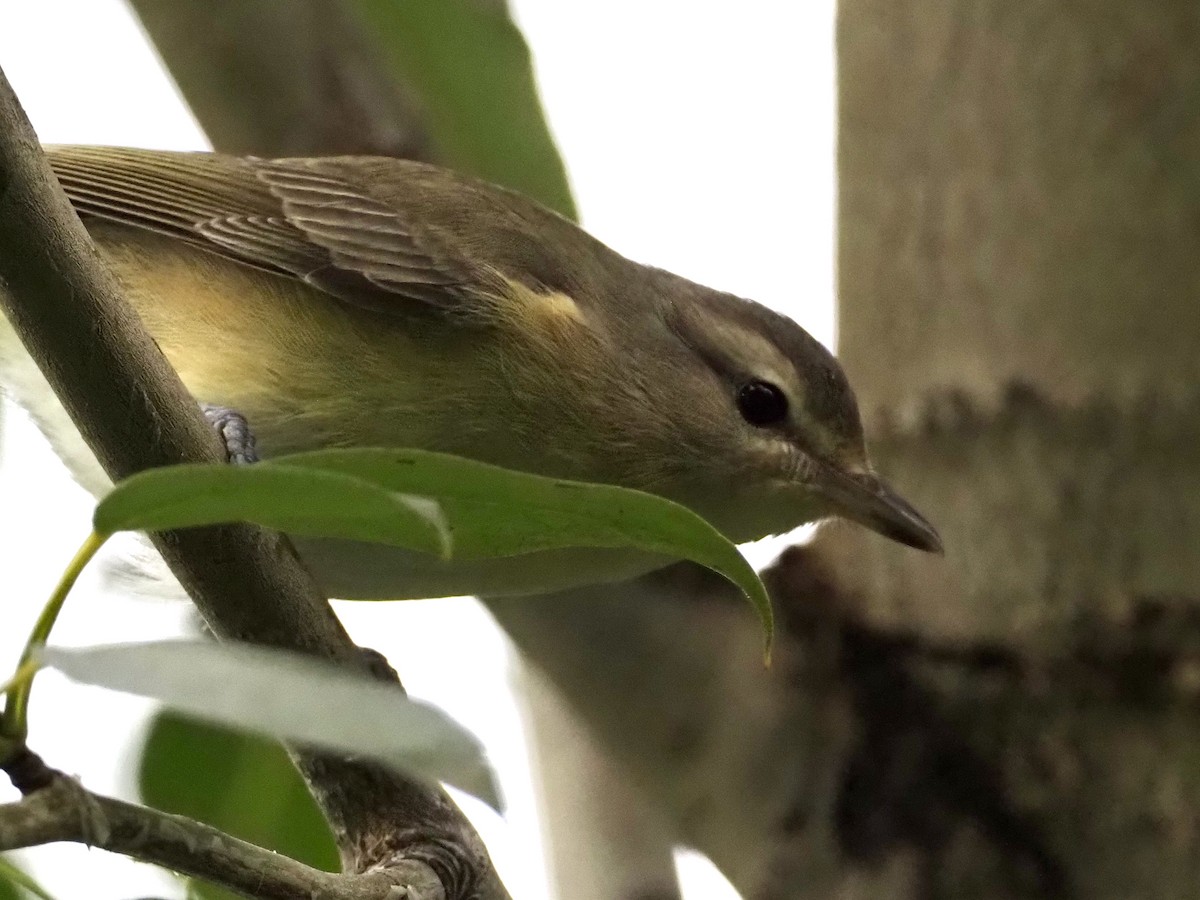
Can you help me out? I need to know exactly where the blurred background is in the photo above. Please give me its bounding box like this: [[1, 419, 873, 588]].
[[0, 2, 835, 897]]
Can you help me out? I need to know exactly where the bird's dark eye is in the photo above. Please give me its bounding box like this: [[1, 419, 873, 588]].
[[736, 380, 789, 427]]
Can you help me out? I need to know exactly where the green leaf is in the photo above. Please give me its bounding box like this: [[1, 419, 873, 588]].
[[280, 450, 772, 645], [94, 448, 774, 654], [140, 711, 336, 900], [0, 857, 54, 900], [352, 0, 576, 219], [93, 464, 451, 559], [42, 641, 501, 810]]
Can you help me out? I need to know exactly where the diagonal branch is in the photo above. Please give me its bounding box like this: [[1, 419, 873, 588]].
[[128, 0, 434, 160], [0, 756, 428, 900], [0, 62, 507, 899]]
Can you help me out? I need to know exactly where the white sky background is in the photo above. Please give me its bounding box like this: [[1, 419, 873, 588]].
[[0, 2, 835, 898]]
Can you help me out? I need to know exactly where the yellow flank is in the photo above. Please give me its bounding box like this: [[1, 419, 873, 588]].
[[81, 226, 596, 475], [90, 225, 445, 456]]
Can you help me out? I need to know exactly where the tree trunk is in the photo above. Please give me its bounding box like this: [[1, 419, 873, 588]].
[[822, 0, 1200, 895], [517, 666, 683, 900]]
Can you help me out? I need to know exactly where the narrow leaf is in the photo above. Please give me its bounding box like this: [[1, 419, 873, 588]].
[[94, 448, 774, 653], [0, 857, 54, 900], [352, 0, 577, 218], [273, 449, 773, 650], [93, 464, 450, 558], [42, 642, 500, 810], [139, 711, 337, 884]]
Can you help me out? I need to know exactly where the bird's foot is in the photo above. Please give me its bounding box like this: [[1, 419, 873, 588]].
[[201, 404, 259, 465]]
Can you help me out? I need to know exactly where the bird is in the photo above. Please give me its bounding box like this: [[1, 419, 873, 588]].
[[0, 145, 940, 600]]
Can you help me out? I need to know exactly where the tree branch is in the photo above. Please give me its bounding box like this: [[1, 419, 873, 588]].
[[128, 0, 434, 160], [0, 762, 433, 900], [0, 61, 506, 899]]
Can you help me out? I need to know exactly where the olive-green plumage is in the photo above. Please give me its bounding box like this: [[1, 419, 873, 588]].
[[0, 146, 939, 599]]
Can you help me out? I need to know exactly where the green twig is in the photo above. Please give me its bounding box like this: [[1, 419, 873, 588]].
[[1, 531, 108, 741]]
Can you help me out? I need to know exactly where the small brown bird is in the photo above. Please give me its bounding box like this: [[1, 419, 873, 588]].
[[0, 145, 940, 599]]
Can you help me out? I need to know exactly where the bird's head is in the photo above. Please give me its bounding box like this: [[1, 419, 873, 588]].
[[651, 278, 942, 554]]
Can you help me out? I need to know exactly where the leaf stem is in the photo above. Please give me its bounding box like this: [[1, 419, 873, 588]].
[[0, 661, 41, 704], [1, 531, 108, 741]]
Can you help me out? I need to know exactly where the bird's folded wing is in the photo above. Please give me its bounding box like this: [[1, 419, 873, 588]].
[[46, 145, 487, 319]]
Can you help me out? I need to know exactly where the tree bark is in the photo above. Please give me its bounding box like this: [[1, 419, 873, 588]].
[[808, 0, 1200, 895]]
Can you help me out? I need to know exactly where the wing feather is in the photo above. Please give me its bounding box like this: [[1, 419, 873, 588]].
[[47, 146, 485, 318]]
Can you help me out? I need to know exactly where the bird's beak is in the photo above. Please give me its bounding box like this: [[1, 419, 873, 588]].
[[812, 463, 943, 554]]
